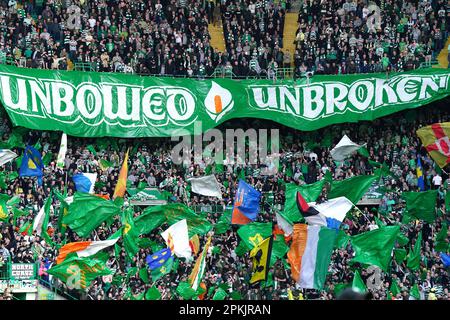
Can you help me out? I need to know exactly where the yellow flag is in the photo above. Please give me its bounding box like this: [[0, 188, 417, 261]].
[[113, 149, 129, 199], [417, 122, 450, 168], [249, 236, 273, 284]]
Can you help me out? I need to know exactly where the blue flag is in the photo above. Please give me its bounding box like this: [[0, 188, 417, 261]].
[[440, 253, 450, 268], [146, 248, 172, 270], [72, 173, 97, 193], [417, 157, 425, 191], [19, 146, 43, 185], [231, 180, 261, 224]]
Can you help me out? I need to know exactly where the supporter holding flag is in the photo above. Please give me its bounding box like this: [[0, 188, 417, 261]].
[[231, 180, 261, 225], [19, 145, 44, 185]]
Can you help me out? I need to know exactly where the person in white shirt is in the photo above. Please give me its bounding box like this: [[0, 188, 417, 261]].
[[432, 174, 442, 189]]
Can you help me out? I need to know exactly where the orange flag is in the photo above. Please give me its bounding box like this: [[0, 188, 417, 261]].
[[417, 122, 450, 168], [113, 148, 129, 199], [287, 224, 308, 282]]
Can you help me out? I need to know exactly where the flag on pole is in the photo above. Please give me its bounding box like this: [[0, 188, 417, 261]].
[[32, 195, 52, 237], [0, 194, 9, 221], [188, 175, 222, 199], [146, 248, 173, 270], [56, 238, 119, 264], [402, 190, 437, 223], [19, 146, 44, 185], [113, 148, 129, 199], [189, 235, 212, 290], [440, 253, 450, 267], [249, 236, 273, 284], [330, 135, 365, 161], [237, 222, 273, 250], [406, 231, 422, 271], [352, 270, 367, 293], [56, 133, 67, 168], [122, 208, 139, 260], [72, 173, 97, 194], [231, 180, 261, 225], [161, 219, 192, 259], [416, 122, 450, 168], [328, 174, 379, 204], [0, 149, 17, 166], [350, 225, 400, 271], [417, 157, 425, 191], [296, 192, 353, 229], [287, 224, 337, 290], [275, 212, 293, 236]]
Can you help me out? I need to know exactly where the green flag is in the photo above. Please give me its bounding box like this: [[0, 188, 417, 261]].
[[406, 231, 422, 271], [7, 129, 25, 149], [99, 159, 112, 170], [237, 222, 272, 250], [352, 270, 367, 293], [394, 248, 407, 263], [37, 195, 53, 245], [212, 287, 228, 300], [0, 194, 9, 221], [336, 230, 350, 249], [122, 208, 139, 260], [402, 190, 437, 223], [390, 278, 401, 297], [235, 240, 249, 257], [350, 226, 400, 271], [145, 286, 161, 300], [214, 209, 232, 234], [329, 174, 379, 204], [63, 192, 121, 238], [42, 152, 52, 166], [281, 177, 329, 224], [397, 232, 409, 247], [87, 145, 97, 155], [54, 188, 69, 235], [151, 257, 174, 282], [47, 255, 113, 290], [270, 234, 289, 267], [434, 222, 449, 252], [445, 191, 450, 212], [19, 221, 32, 235], [139, 267, 149, 284], [410, 283, 420, 300], [133, 205, 167, 234], [176, 281, 197, 300], [334, 283, 350, 297], [357, 146, 369, 158]]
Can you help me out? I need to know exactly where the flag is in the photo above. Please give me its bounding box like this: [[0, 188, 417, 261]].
[[417, 157, 425, 191], [214, 209, 232, 235], [54, 189, 69, 235], [410, 283, 420, 300], [122, 208, 139, 260], [19, 221, 32, 236], [189, 235, 212, 290], [188, 175, 222, 199], [406, 231, 422, 271], [0, 194, 9, 220], [402, 190, 437, 223], [32, 195, 52, 237], [151, 256, 174, 282], [275, 212, 293, 236], [145, 286, 161, 300], [19, 146, 44, 185], [113, 149, 129, 199], [281, 175, 330, 224], [161, 219, 192, 259], [287, 224, 337, 289], [394, 248, 407, 263], [176, 281, 198, 300], [270, 234, 289, 267], [328, 174, 379, 204], [231, 180, 261, 225], [330, 135, 365, 161], [56, 133, 67, 168], [99, 159, 113, 170], [350, 225, 400, 271], [296, 192, 353, 229], [63, 192, 121, 238], [416, 122, 450, 168], [440, 253, 450, 267], [237, 222, 273, 250], [0, 149, 17, 166], [146, 248, 173, 270], [352, 270, 367, 293], [189, 234, 200, 255], [47, 255, 113, 290], [133, 205, 167, 234], [434, 222, 448, 252], [249, 236, 273, 284], [56, 239, 119, 264], [72, 173, 97, 194], [212, 288, 228, 300]]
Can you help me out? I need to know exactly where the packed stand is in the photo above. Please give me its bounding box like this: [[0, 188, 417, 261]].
[[0, 98, 449, 300], [0, 0, 222, 77], [292, 0, 449, 78]]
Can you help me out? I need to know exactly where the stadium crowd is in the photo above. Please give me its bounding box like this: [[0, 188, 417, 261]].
[[0, 99, 449, 300], [0, 0, 447, 79]]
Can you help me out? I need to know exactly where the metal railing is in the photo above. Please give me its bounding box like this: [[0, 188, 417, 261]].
[[38, 277, 79, 300]]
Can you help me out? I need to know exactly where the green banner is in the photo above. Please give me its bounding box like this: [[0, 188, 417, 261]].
[[0, 65, 448, 137]]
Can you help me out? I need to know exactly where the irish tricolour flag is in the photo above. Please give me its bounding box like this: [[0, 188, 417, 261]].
[[56, 238, 119, 264], [287, 224, 337, 290]]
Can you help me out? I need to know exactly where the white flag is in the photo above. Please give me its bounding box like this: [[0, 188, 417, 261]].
[[56, 133, 67, 168], [276, 212, 293, 236], [188, 175, 222, 199], [0, 149, 17, 166], [330, 135, 365, 161], [161, 219, 192, 259], [304, 196, 354, 229]]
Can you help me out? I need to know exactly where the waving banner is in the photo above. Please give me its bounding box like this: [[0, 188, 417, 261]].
[[0, 65, 448, 137]]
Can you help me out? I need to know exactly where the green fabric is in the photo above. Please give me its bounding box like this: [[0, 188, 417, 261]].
[[410, 283, 420, 300], [390, 278, 401, 296], [434, 222, 448, 252], [212, 288, 228, 300], [357, 146, 369, 157], [402, 190, 437, 223], [336, 230, 350, 249], [145, 286, 161, 300], [151, 257, 174, 282], [406, 231, 422, 271], [329, 174, 379, 204], [176, 281, 197, 300], [350, 226, 400, 271], [313, 227, 338, 290], [394, 248, 407, 263], [270, 234, 289, 267], [237, 222, 272, 250], [139, 267, 149, 284], [121, 208, 140, 260], [397, 232, 409, 247], [63, 192, 121, 238], [352, 270, 367, 293], [214, 209, 232, 234]]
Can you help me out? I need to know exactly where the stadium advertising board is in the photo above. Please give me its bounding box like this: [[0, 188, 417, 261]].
[[10, 263, 36, 280], [0, 65, 448, 137]]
